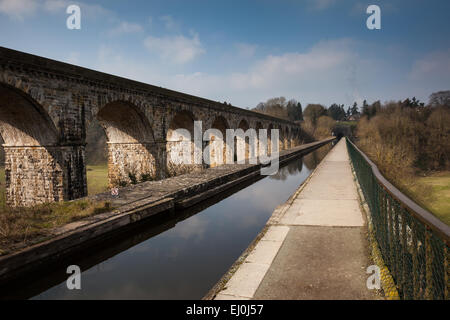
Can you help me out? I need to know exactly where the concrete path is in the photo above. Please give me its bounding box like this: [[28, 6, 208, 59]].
[[213, 139, 380, 300]]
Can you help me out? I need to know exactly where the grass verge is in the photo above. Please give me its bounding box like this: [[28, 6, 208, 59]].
[[0, 199, 113, 256], [401, 171, 450, 226], [86, 164, 109, 195]]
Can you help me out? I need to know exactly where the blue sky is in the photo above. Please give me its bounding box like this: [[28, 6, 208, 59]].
[[1, 0, 449, 109]]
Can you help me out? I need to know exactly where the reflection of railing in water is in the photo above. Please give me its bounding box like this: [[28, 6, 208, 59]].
[[346, 138, 449, 300]]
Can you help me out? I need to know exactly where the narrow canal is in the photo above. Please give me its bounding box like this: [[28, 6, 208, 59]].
[[3, 143, 333, 299]]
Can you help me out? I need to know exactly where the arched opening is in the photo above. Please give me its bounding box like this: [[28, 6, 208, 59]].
[[255, 122, 264, 157], [285, 127, 291, 149], [85, 117, 108, 194], [291, 128, 298, 147], [96, 101, 156, 188], [0, 84, 75, 206], [267, 124, 274, 155], [278, 125, 284, 151], [166, 110, 201, 176], [297, 128, 304, 145], [235, 119, 250, 163], [207, 116, 229, 167]]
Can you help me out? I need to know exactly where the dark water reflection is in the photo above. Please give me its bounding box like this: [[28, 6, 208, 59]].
[[9, 144, 332, 300]]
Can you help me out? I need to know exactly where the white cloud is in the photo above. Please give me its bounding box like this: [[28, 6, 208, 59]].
[[0, 0, 113, 20], [160, 15, 178, 31], [404, 49, 450, 99], [409, 50, 450, 81], [43, 0, 67, 13], [109, 21, 143, 36], [158, 38, 365, 107], [143, 32, 205, 64], [228, 39, 355, 91], [0, 0, 37, 20], [91, 38, 436, 110]]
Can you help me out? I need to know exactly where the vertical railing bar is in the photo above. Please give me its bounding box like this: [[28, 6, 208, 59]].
[[345, 138, 449, 300], [445, 245, 449, 300], [425, 227, 433, 300], [401, 209, 408, 298], [412, 219, 420, 299]]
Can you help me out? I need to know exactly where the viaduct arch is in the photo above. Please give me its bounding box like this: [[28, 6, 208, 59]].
[[0, 47, 312, 206]]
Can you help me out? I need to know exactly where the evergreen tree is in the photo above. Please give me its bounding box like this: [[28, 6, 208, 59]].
[[286, 100, 303, 121], [297, 102, 303, 121], [350, 102, 359, 115], [328, 103, 346, 120], [362, 99, 370, 118]]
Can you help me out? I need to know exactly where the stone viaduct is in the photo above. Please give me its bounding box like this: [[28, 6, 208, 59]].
[[0, 47, 311, 207]]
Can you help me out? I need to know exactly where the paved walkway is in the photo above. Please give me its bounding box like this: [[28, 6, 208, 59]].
[[213, 139, 381, 300]]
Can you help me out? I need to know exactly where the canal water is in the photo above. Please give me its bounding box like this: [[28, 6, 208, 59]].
[[3, 143, 333, 299]]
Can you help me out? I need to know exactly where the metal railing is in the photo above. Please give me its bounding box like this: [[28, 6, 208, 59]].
[[346, 138, 449, 300]]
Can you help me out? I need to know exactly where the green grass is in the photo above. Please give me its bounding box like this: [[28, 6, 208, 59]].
[[0, 199, 113, 255], [0, 164, 109, 200], [403, 171, 450, 226], [0, 164, 111, 255], [86, 164, 109, 195], [336, 120, 358, 126]]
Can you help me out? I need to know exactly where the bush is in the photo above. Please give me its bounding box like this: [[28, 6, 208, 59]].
[[128, 172, 138, 185], [140, 173, 153, 182], [301, 115, 335, 140], [356, 103, 450, 183]]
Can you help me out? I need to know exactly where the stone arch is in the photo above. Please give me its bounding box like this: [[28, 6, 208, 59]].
[[284, 127, 291, 149], [291, 127, 298, 147], [0, 83, 85, 206], [206, 116, 229, 167], [267, 124, 274, 155], [166, 110, 201, 176], [96, 100, 157, 187], [0, 84, 58, 146], [255, 122, 264, 157], [277, 125, 284, 151], [235, 119, 251, 163]]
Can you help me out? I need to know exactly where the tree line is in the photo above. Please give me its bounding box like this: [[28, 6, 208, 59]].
[[252, 97, 365, 123]]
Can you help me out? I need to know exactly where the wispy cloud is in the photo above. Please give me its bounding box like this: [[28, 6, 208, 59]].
[[109, 21, 143, 36], [43, 0, 67, 13], [0, 0, 38, 20], [80, 37, 440, 108], [409, 49, 450, 81], [160, 38, 367, 106], [143, 32, 205, 64], [160, 15, 179, 31], [0, 0, 114, 20]]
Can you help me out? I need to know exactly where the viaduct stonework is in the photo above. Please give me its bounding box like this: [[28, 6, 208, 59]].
[[0, 47, 311, 207]]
